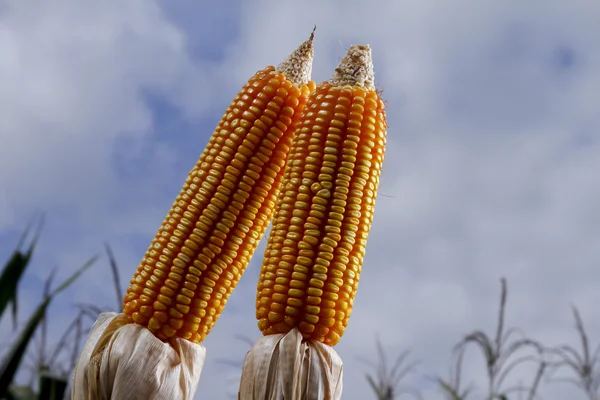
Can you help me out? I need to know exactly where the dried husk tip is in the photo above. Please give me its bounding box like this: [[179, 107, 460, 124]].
[[238, 328, 343, 400], [330, 44, 375, 90], [72, 312, 206, 400], [276, 27, 315, 85]]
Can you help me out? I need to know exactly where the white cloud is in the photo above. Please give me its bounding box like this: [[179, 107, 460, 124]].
[[0, 0, 212, 230]]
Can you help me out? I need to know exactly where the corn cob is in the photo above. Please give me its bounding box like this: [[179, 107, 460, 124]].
[[255, 44, 387, 347], [122, 34, 316, 344]]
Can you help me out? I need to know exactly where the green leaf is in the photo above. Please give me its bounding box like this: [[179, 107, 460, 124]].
[[436, 378, 466, 400], [50, 255, 98, 298], [0, 254, 97, 399], [0, 252, 28, 327], [0, 297, 51, 399], [0, 215, 44, 327], [366, 374, 383, 398]]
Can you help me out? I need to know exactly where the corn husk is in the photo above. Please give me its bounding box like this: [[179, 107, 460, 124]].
[[238, 328, 343, 400], [72, 312, 206, 400]]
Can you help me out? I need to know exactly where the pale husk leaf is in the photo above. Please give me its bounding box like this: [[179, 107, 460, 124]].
[[238, 328, 343, 400], [72, 312, 206, 400]]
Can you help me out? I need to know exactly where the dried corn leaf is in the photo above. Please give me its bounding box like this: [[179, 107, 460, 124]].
[[239, 328, 343, 400], [72, 312, 206, 400]]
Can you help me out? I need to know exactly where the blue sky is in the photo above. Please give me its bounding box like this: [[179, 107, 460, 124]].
[[1, 1, 599, 398]]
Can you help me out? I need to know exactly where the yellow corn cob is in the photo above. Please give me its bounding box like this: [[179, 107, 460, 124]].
[[256, 44, 387, 347], [122, 34, 316, 344]]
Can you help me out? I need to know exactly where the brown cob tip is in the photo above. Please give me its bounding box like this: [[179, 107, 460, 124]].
[[276, 27, 315, 85], [330, 44, 375, 90]]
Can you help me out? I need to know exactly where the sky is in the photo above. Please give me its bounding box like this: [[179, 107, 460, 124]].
[[0, 0, 599, 399]]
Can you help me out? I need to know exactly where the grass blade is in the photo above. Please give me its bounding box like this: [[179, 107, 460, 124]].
[[0, 255, 96, 398], [0, 215, 44, 326], [104, 243, 123, 312], [50, 255, 98, 298], [0, 297, 51, 398]]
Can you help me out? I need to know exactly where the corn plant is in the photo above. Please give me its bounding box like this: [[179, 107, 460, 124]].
[[359, 338, 421, 400], [435, 346, 474, 400], [452, 278, 546, 400], [546, 306, 600, 400], [0, 217, 97, 400]]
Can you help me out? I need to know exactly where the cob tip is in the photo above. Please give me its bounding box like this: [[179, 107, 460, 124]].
[[276, 26, 315, 85], [330, 44, 375, 90]]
